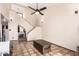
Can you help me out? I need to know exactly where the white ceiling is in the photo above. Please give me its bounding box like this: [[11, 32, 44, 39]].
[[16, 3, 57, 9], [13, 3, 79, 10]]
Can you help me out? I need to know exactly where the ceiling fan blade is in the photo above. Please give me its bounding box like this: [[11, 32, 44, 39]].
[[39, 11, 44, 15], [31, 12, 36, 15], [39, 7, 47, 11], [28, 6, 36, 11]]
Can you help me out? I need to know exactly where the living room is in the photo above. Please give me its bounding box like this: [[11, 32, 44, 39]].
[[0, 3, 79, 56]]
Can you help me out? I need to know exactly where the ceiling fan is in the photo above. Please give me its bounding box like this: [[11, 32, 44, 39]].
[[28, 3, 47, 15]]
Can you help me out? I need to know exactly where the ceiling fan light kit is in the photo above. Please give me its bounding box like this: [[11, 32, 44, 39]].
[[35, 12, 39, 15]]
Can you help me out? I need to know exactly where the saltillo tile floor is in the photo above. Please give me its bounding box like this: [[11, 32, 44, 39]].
[[11, 40, 76, 56]]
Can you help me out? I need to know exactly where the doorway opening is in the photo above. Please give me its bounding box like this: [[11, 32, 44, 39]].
[[18, 25, 27, 42]]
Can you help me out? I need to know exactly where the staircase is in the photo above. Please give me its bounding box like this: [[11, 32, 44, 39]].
[[17, 13, 42, 41], [9, 4, 42, 41]]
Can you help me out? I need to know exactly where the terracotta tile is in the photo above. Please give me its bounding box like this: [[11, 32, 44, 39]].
[[11, 40, 75, 56]]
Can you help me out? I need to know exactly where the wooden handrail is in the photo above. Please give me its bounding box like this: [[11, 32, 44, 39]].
[[26, 26, 36, 35]]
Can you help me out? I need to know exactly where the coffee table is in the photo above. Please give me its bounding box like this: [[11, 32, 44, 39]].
[[33, 39, 51, 54]]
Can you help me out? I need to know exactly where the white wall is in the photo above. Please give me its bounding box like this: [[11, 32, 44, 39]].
[[42, 4, 79, 51], [0, 3, 10, 18], [9, 11, 18, 40]]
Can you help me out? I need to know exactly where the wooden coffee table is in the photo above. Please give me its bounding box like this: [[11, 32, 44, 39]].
[[33, 39, 51, 54]]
